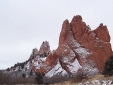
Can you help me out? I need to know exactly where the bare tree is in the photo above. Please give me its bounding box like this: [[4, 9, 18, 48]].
[[0, 71, 11, 84], [71, 68, 88, 82]]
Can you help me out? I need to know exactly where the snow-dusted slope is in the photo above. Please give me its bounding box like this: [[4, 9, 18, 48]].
[[32, 55, 46, 70], [66, 59, 82, 74], [6, 60, 34, 77], [46, 59, 68, 77], [6, 54, 47, 78]]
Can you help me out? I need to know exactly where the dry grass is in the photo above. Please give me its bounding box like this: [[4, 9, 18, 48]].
[[50, 74, 113, 85], [0, 84, 38, 85], [87, 74, 113, 81], [1, 74, 113, 85], [50, 81, 70, 85]]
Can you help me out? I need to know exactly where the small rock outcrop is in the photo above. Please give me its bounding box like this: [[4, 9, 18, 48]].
[[32, 15, 112, 77], [38, 41, 51, 55], [29, 48, 38, 60], [29, 41, 51, 60]]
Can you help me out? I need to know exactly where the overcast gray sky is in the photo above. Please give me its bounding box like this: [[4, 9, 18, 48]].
[[0, 0, 113, 69]]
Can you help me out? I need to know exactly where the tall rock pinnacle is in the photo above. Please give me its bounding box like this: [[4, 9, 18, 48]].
[[38, 41, 51, 55], [32, 15, 112, 76], [29, 41, 51, 60]]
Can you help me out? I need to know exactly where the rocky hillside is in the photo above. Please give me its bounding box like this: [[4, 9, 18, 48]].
[[32, 15, 112, 78], [5, 41, 50, 78], [5, 15, 112, 80], [3, 15, 113, 84]]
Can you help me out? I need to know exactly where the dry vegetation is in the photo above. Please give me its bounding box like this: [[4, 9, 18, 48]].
[[0, 84, 37, 85], [1, 69, 113, 85], [0, 70, 37, 84], [1, 74, 113, 85], [50, 74, 113, 85]]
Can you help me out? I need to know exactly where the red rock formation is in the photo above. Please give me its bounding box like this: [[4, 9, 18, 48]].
[[29, 41, 51, 60], [38, 41, 51, 55], [32, 15, 112, 76]]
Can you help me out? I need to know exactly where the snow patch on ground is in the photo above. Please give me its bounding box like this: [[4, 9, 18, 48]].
[[76, 80, 113, 85]]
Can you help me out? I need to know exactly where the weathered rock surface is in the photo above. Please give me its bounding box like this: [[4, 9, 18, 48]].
[[29, 48, 38, 60], [29, 41, 51, 60], [38, 41, 51, 55], [32, 15, 112, 77]]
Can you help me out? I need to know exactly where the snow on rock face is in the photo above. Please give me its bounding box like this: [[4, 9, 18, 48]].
[[7, 60, 35, 78], [46, 59, 68, 77], [7, 41, 50, 78], [66, 59, 82, 74], [32, 55, 47, 71], [32, 15, 112, 77], [74, 47, 91, 58]]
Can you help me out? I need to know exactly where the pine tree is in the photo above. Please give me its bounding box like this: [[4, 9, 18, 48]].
[[22, 73, 26, 78], [102, 55, 113, 76], [35, 72, 43, 84], [6, 68, 10, 71], [29, 70, 33, 76]]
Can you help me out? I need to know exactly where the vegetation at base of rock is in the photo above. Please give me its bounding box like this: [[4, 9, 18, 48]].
[[0, 70, 35, 84], [102, 55, 113, 76], [0, 70, 70, 84], [72, 68, 88, 82], [35, 72, 44, 84]]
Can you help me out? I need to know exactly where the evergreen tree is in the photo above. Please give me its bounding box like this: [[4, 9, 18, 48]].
[[29, 70, 33, 76], [6, 68, 10, 71], [102, 55, 113, 76], [44, 52, 47, 57], [22, 73, 26, 78], [35, 72, 43, 84], [18, 66, 21, 72], [21, 63, 24, 69]]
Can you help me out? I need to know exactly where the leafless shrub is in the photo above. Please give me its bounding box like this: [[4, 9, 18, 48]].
[[0, 71, 36, 84], [0, 71, 11, 84], [71, 68, 88, 83], [9, 76, 36, 84], [0, 70, 3, 84], [0, 71, 70, 84], [43, 75, 71, 84]]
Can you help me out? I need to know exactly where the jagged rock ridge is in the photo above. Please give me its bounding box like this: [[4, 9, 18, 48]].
[[29, 41, 51, 60], [32, 15, 112, 77], [39, 41, 51, 55], [5, 41, 51, 78]]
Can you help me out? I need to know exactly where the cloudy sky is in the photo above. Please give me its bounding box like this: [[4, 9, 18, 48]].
[[0, 0, 113, 69]]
